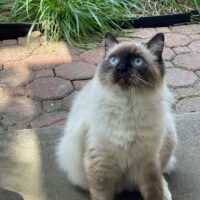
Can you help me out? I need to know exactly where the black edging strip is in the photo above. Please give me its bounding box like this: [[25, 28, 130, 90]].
[[0, 23, 34, 40], [130, 12, 191, 28], [121, 10, 199, 28]]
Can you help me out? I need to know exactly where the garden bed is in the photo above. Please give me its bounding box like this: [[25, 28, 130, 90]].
[[0, 0, 199, 42]]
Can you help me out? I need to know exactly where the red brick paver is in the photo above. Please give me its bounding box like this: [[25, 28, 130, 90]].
[[173, 53, 200, 70], [163, 47, 175, 60], [189, 41, 200, 53], [166, 68, 198, 87], [0, 25, 200, 130], [26, 77, 74, 100], [176, 97, 200, 113], [73, 80, 89, 90], [80, 48, 104, 65], [55, 62, 96, 80], [31, 111, 67, 128], [165, 33, 191, 47]]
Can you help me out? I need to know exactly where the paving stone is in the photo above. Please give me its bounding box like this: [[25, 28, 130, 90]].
[[55, 62, 96, 80], [35, 69, 54, 79], [116, 37, 133, 42], [33, 41, 70, 56], [173, 87, 198, 98], [166, 68, 198, 87], [18, 37, 26, 45], [123, 29, 135, 33], [163, 47, 175, 60], [127, 28, 157, 38], [0, 65, 34, 87], [176, 97, 200, 113], [71, 55, 82, 62], [171, 24, 200, 35], [7, 87, 26, 97], [48, 119, 66, 127], [0, 97, 42, 122], [189, 40, 200, 53], [31, 111, 67, 128], [73, 80, 89, 90], [2, 39, 17, 46], [194, 81, 200, 92], [196, 71, 200, 77], [18, 36, 41, 51], [173, 53, 200, 70], [165, 61, 174, 68], [173, 47, 191, 54], [165, 33, 191, 47], [189, 34, 200, 40], [169, 88, 179, 99], [42, 92, 77, 112], [135, 38, 149, 43], [23, 54, 72, 70], [155, 27, 171, 33], [67, 46, 86, 56], [26, 77, 74, 100], [0, 46, 30, 63], [80, 48, 104, 65]]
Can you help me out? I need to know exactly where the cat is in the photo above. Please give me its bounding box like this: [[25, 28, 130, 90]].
[[56, 32, 177, 200]]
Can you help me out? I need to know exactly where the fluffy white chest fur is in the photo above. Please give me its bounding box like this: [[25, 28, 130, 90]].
[[56, 75, 175, 192]]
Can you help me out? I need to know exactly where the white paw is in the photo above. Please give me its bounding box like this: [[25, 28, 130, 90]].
[[164, 188, 172, 200], [163, 177, 172, 200]]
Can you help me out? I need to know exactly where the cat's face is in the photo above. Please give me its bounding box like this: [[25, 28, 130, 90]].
[[98, 32, 165, 90]]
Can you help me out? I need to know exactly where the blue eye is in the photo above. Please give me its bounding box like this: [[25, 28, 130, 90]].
[[134, 57, 143, 66], [109, 56, 119, 65]]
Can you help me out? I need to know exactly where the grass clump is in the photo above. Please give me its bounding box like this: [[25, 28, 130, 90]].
[[1, 0, 199, 45], [7, 0, 135, 45]]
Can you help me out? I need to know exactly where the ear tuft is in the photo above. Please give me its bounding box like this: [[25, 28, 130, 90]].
[[104, 32, 118, 56], [146, 33, 164, 58]]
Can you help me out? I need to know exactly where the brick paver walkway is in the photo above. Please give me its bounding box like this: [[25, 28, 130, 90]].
[[0, 24, 200, 131]]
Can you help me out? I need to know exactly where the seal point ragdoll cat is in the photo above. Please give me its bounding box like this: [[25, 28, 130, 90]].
[[56, 32, 177, 200]]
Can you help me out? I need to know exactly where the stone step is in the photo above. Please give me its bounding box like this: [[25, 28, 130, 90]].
[[0, 112, 200, 200]]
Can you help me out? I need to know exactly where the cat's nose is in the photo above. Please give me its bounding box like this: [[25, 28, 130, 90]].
[[116, 63, 127, 72]]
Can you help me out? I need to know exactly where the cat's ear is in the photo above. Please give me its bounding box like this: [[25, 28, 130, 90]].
[[104, 32, 118, 56], [146, 33, 164, 58]]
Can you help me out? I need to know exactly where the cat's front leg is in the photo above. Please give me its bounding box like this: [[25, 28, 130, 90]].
[[84, 150, 116, 200], [138, 162, 172, 200], [162, 176, 172, 200]]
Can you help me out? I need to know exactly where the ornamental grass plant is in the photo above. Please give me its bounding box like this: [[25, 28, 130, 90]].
[[0, 0, 198, 44]]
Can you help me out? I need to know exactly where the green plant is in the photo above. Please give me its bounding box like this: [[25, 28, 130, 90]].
[[1, 0, 198, 45], [0, 0, 13, 21], [7, 0, 136, 45]]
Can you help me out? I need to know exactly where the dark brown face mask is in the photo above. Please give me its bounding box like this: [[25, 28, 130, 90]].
[[98, 32, 165, 90]]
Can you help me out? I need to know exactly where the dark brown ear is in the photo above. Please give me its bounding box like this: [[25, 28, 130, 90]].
[[104, 32, 118, 56], [146, 33, 164, 58]]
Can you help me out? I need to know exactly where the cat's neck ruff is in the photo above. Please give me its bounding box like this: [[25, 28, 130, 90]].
[[92, 73, 167, 106]]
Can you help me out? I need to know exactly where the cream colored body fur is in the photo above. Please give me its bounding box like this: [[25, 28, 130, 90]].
[[56, 73, 177, 194]]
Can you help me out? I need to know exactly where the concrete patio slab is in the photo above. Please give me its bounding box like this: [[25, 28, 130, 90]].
[[0, 112, 200, 200]]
